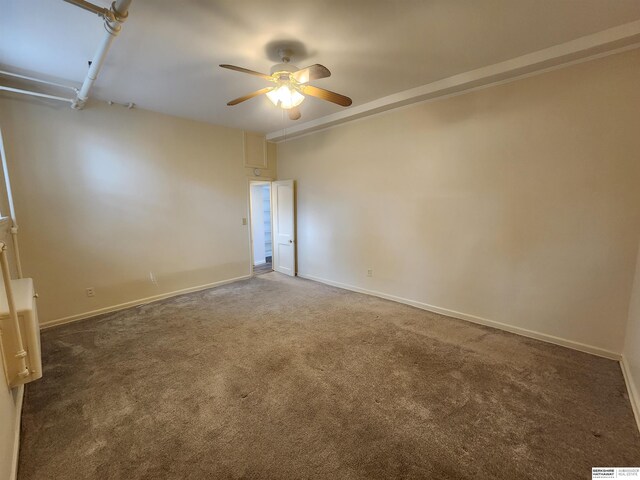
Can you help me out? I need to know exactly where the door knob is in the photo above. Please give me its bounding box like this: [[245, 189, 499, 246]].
[[289, 239, 293, 243]]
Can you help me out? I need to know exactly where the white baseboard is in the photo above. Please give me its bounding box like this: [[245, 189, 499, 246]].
[[620, 356, 640, 433], [40, 275, 252, 330], [298, 273, 621, 361], [10, 385, 24, 480]]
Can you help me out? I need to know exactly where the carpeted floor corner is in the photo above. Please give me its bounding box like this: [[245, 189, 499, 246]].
[[18, 273, 640, 479]]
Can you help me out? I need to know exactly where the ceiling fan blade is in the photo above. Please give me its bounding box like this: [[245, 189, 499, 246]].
[[227, 87, 273, 106], [302, 85, 352, 107], [288, 107, 301, 121], [219, 64, 272, 81], [291, 64, 331, 84]]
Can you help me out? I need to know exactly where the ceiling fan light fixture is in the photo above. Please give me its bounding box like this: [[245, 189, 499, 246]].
[[220, 58, 351, 120], [266, 84, 305, 110]]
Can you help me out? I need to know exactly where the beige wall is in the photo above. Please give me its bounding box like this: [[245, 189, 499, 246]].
[[623, 243, 640, 425], [278, 48, 640, 356], [0, 96, 276, 324], [0, 368, 21, 480]]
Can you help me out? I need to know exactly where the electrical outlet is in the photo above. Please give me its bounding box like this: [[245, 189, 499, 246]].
[[149, 272, 158, 285], [242, 217, 248, 226], [85, 287, 95, 297], [367, 268, 373, 277]]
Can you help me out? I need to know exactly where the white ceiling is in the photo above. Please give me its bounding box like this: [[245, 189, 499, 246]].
[[2, 0, 640, 133]]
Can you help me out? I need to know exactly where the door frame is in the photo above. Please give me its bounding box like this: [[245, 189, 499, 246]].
[[247, 177, 274, 277]]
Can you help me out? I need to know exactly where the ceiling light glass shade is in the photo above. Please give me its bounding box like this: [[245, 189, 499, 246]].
[[266, 85, 305, 109]]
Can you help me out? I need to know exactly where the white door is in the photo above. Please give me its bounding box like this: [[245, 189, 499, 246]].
[[272, 180, 296, 276]]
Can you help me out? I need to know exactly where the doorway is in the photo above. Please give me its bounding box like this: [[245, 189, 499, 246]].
[[250, 181, 273, 275]]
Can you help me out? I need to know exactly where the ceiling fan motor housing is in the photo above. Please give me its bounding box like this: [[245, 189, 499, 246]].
[[270, 63, 299, 77]]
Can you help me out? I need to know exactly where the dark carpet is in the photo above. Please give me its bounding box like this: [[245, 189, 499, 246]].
[[18, 273, 640, 479], [253, 261, 272, 276]]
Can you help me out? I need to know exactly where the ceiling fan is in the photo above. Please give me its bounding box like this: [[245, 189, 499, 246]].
[[220, 49, 352, 121]]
